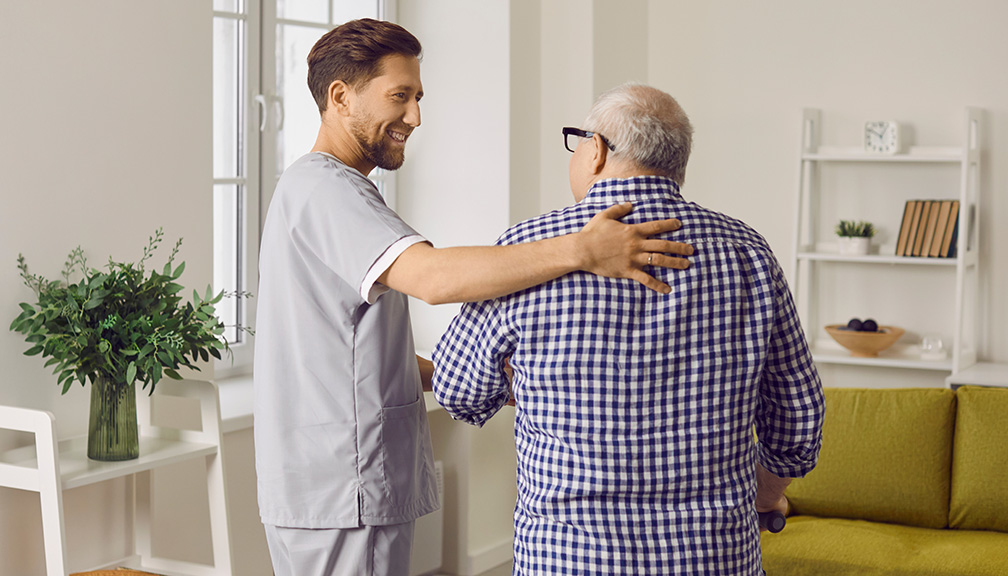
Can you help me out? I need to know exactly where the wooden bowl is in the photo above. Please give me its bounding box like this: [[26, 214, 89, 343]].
[[825, 325, 905, 358]]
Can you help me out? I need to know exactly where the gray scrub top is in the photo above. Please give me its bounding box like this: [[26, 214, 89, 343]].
[[254, 152, 439, 528]]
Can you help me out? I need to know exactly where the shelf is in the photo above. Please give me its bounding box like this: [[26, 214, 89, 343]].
[[794, 108, 983, 381], [797, 252, 957, 266], [946, 362, 1008, 388], [0, 379, 233, 575], [0, 435, 218, 491], [811, 343, 952, 372], [802, 147, 963, 163]]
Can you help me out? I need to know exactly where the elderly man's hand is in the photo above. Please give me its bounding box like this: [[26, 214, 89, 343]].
[[503, 357, 515, 406], [577, 202, 693, 293]]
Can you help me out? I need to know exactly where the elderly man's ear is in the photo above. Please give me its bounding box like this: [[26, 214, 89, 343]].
[[589, 133, 609, 175]]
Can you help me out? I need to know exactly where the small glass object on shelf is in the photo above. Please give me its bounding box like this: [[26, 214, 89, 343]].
[[920, 334, 947, 361]]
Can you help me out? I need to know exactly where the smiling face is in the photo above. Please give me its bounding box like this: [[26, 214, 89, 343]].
[[346, 53, 423, 172]]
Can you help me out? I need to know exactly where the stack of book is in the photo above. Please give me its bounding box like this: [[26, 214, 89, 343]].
[[895, 200, 959, 257]]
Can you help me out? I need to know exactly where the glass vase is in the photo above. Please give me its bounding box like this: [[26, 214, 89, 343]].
[[87, 376, 139, 461]]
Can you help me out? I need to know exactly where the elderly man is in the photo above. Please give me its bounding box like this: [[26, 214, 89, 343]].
[[433, 83, 825, 575], [254, 19, 696, 576]]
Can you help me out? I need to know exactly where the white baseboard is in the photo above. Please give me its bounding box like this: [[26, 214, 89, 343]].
[[463, 539, 512, 575]]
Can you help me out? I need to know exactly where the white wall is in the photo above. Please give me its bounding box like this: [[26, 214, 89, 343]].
[[537, 0, 651, 213], [0, 1, 213, 573], [508, 0, 543, 226], [649, 0, 1008, 387], [398, 0, 512, 355], [396, 1, 519, 573], [537, 1, 595, 214]]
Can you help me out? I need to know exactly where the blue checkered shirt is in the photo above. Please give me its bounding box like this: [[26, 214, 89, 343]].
[[432, 176, 824, 575]]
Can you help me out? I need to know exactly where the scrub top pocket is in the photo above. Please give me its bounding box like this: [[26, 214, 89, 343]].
[[379, 396, 434, 508]]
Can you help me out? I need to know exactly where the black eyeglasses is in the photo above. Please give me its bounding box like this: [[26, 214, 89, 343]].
[[562, 127, 616, 153]]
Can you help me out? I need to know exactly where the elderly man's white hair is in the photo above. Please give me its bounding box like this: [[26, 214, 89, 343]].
[[583, 83, 693, 186]]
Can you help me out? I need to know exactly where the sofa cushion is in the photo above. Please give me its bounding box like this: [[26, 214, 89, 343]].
[[950, 386, 1008, 532], [785, 387, 955, 528], [761, 515, 1008, 576]]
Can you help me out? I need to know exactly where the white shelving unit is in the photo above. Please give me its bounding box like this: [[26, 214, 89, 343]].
[[946, 362, 1008, 389], [792, 108, 983, 379], [0, 379, 232, 576]]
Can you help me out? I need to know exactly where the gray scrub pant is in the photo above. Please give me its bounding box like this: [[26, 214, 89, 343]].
[[264, 521, 415, 576]]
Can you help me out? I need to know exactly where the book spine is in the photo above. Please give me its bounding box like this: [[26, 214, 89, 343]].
[[904, 200, 924, 256], [928, 200, 953, 257], [920, 201, 941, 257], [940, 201, 960, 258], [896, 200, 916, 256], [911, 200, 933, 256]]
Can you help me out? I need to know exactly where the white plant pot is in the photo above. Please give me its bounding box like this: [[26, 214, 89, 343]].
[[838, 236, 871, 256]]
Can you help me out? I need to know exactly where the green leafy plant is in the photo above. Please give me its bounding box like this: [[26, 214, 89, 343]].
[[10, 229, 251, 395], [835, 220, 875, 238]]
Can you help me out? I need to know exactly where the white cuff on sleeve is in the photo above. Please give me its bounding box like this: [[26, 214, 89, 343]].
[[360, 234, 427, 304]]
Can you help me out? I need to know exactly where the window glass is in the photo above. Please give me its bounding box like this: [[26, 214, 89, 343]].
[[332, 0, 380, 25], [213, 184, 242, 344], [213, 16, 241, 179], [277, 0, 328, 24], [214, 0, 239, 12], [277, 24, 327, 173], [212, 0, 392, 363]]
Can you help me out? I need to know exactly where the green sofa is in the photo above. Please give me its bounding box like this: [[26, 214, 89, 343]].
[[761, 386, 1008, 576]]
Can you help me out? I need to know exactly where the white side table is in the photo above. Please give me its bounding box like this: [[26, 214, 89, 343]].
[[0, 379, 232, 576]]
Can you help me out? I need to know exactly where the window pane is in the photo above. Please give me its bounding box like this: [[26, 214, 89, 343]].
[[332, 0, 380, 24], [213, 17, 241, 179], [276, 24, 327, 174], [213, 0, 239, 12], [278, 0, 328, 23], [213, 184, 242, 343]]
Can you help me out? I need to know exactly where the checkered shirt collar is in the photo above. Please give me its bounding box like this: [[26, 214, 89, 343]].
[[580, 175, 682, 205]]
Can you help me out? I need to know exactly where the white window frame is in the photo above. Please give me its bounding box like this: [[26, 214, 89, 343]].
[[213, 1, 261, 378], [212, 0, 397, 379], [259, 0, 397, 212]]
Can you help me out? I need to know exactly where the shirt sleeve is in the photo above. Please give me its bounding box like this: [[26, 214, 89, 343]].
[[289, 163, 424, 305], [755, 260, 825, 479], [360, 234, 426, 304], [431, 297, 516, 427]]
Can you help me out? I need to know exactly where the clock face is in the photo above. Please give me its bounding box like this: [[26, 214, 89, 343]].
[[864, 121, 899, 154]]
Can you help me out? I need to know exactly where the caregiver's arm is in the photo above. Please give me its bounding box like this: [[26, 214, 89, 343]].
[[380, 203, 692, 304]]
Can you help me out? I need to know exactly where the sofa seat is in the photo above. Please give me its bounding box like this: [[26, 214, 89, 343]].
[[760, 386, 1008, 575], [762, 515, 1008, 576]]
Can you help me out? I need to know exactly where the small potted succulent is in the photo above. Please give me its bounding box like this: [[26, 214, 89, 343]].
[[10, 229, 250, 461], [835, 220, 875, 255]]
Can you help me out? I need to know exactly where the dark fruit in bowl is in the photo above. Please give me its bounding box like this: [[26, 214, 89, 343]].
[[861, 319, 879, 332], [846, 318, 863, 331]]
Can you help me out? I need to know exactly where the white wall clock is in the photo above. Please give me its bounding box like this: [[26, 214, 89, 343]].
[[864, 120, 900, 154]]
